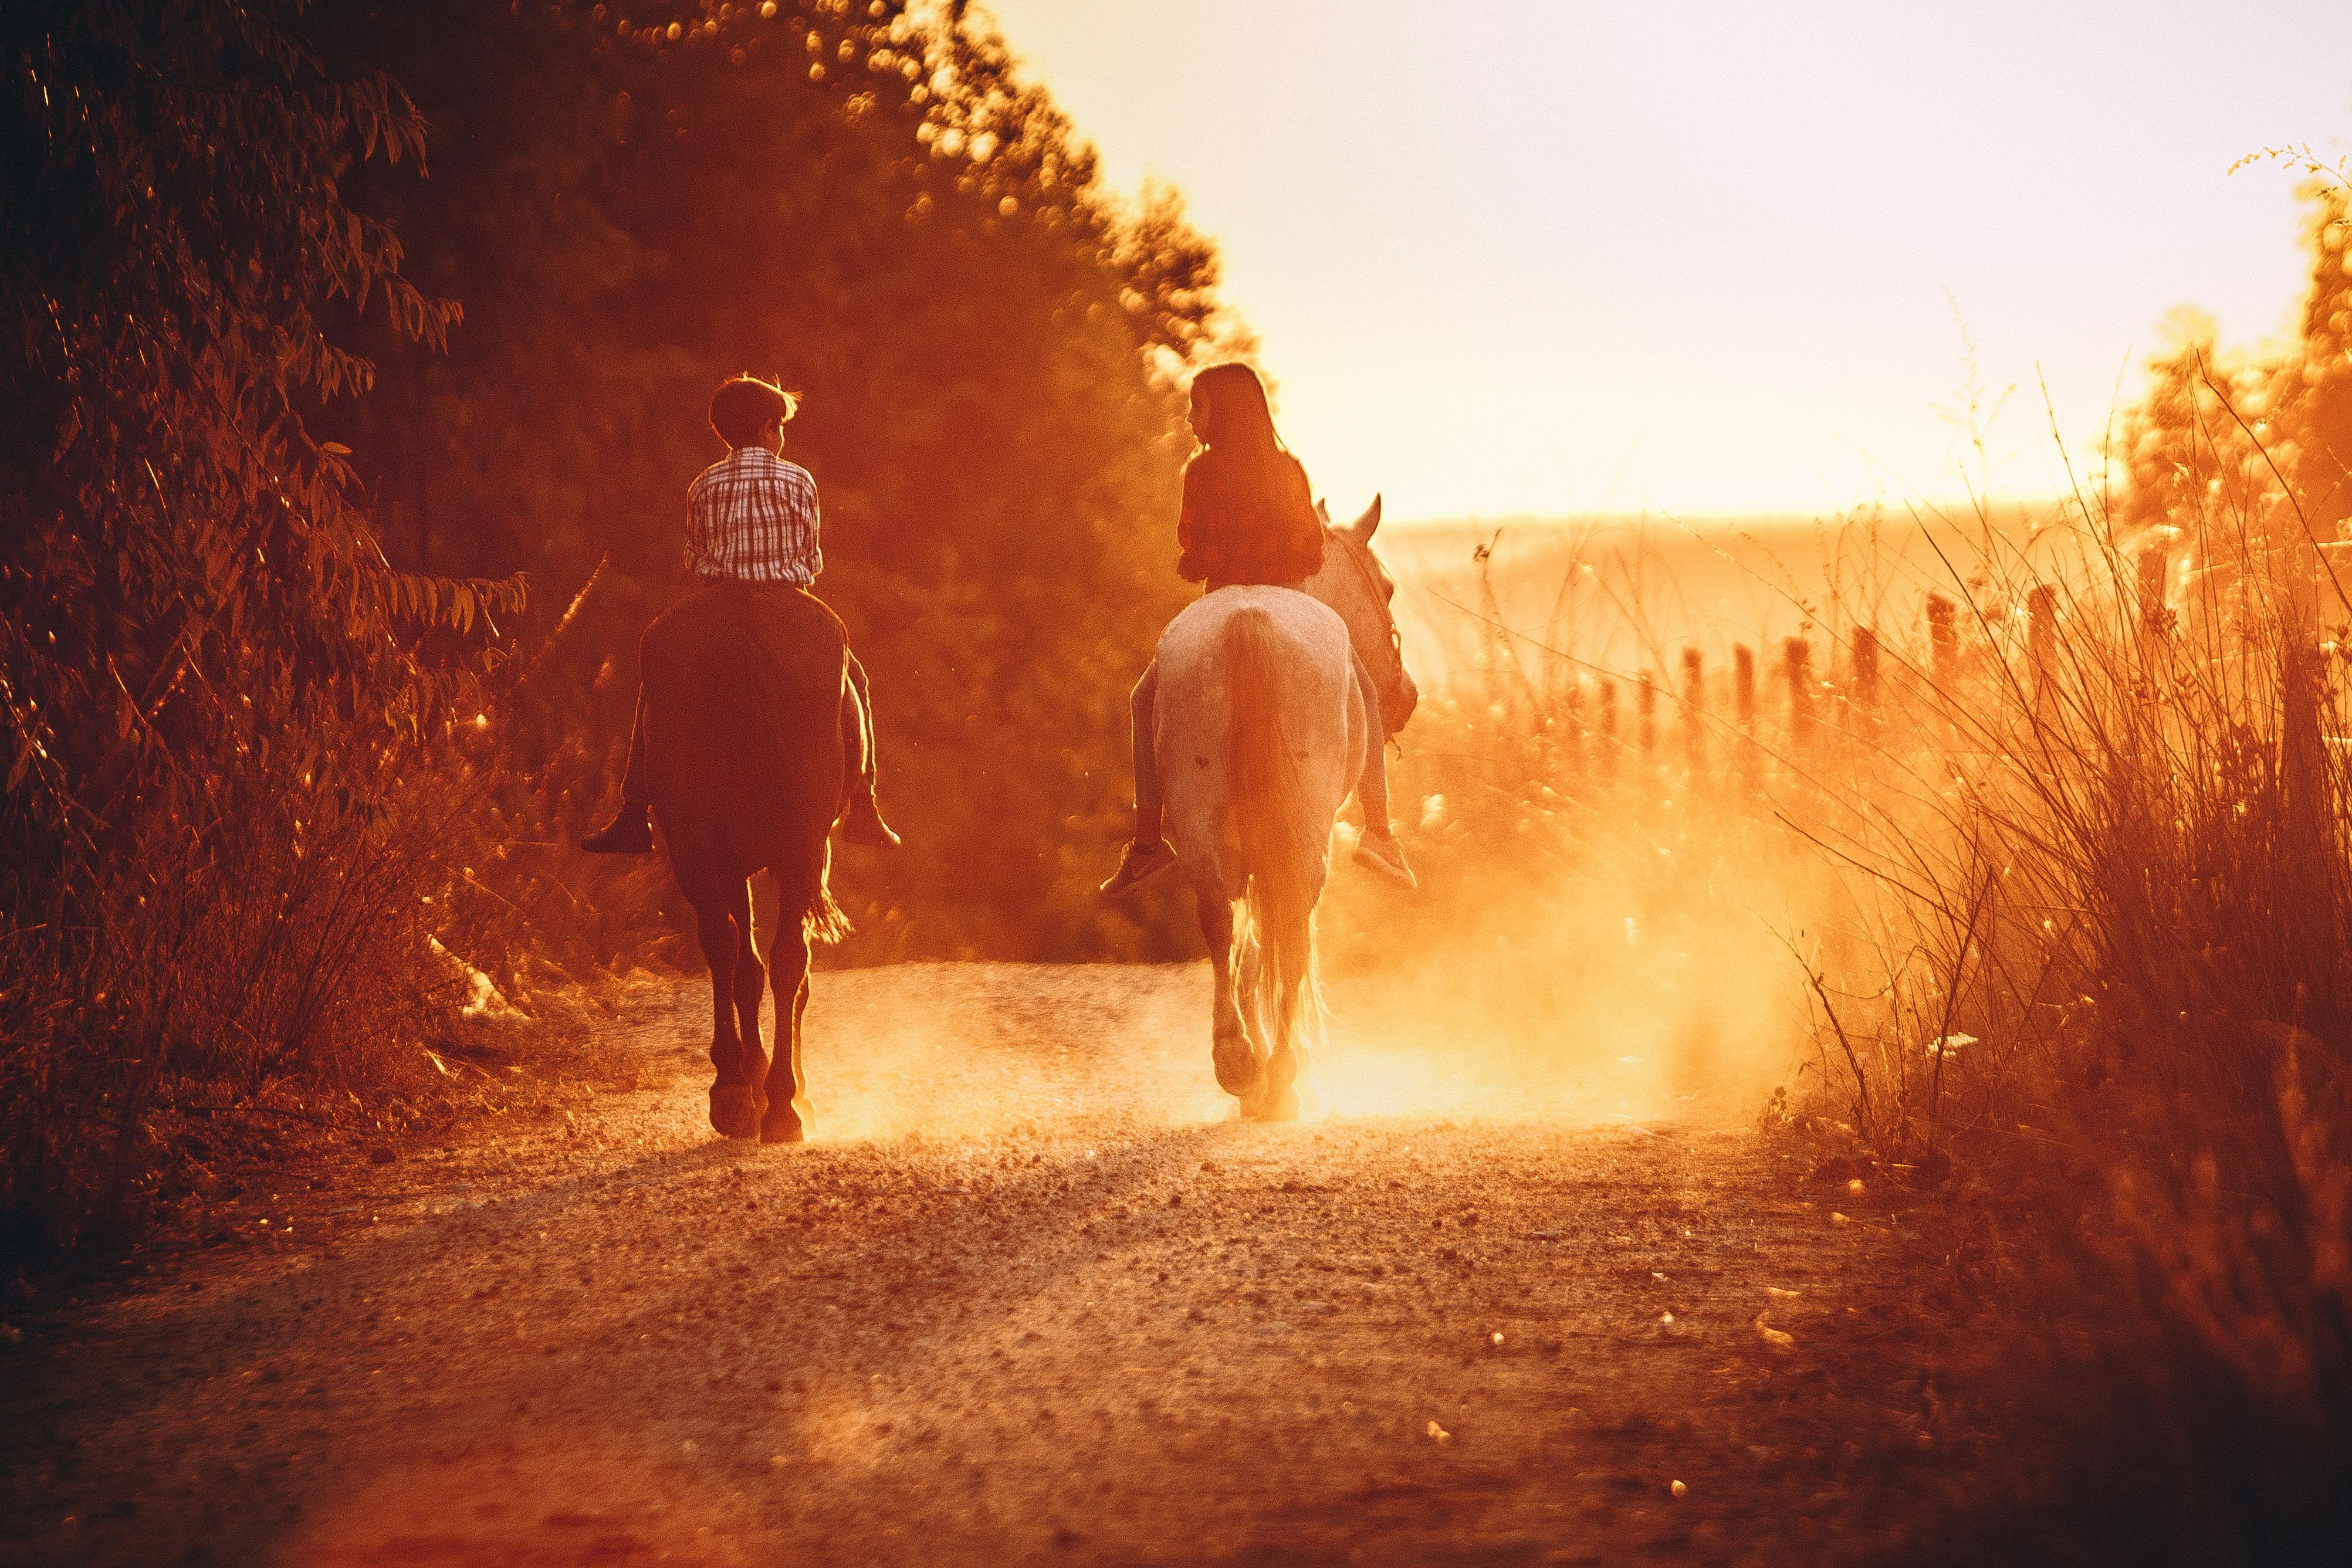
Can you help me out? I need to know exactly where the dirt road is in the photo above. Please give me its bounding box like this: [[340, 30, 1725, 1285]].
[[1, 964, 1972, 1566]]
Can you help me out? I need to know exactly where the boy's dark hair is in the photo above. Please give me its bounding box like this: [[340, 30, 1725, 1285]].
[[709, 375, 798, 449]]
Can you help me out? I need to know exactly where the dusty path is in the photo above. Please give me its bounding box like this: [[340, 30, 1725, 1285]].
[[1, 964, 1969, 1567]]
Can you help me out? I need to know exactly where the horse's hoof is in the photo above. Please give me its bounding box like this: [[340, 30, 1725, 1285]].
[[760, 1096, 812, 1144], [1240, 1082, 1301, 1122], [1213, 1034, 1261, 1097], [709, 1086, 760, 1140]]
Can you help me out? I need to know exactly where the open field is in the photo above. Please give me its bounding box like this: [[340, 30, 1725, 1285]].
[[1382, 511, 2073, 682]]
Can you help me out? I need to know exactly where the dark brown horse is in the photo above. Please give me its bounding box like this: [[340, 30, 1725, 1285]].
[[639, 583, 854, 1144]]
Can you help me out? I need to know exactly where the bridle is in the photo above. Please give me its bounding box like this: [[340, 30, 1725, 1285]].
[[1326, 528, 1410, 733]]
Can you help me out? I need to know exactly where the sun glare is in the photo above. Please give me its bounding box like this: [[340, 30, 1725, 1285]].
[[989, 0, 2352, 520]]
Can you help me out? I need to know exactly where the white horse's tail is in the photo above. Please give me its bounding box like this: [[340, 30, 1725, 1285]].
[[1221, 605, 1323, 1092]]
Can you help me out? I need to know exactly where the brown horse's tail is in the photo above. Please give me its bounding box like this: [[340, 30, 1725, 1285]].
[[1222, 606, 1323, 1067]]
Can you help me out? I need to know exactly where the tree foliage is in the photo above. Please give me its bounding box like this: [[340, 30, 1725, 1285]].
[[1, 0, 522, 1250], [320, 0, 1241, 959], [2116, 170, 2352, 578], [1, 0, 520, 879], [0, 0, 1242, 1250]]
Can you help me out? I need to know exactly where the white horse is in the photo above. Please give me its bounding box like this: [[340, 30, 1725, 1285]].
[[1153, 497, 1417, 1119]]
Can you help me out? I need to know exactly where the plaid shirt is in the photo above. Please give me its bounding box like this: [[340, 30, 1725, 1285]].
[[1176, 449, 1326, 587], [683, 447, 823, 587]]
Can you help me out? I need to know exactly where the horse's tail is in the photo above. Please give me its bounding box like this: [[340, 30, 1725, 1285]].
[[1223, 606, 1324, 1072]]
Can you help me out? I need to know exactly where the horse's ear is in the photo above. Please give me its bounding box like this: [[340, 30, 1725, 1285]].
[[1315, 498, 1331, 525], [1349, 494, 1382, 544]]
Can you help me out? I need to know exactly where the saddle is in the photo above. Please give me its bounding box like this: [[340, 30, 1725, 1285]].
[[638, 582, 847, 860], [642, 581, 845, 689]]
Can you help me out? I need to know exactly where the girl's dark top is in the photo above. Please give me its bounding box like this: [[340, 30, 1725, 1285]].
[[1176, 447, 1325, 587]]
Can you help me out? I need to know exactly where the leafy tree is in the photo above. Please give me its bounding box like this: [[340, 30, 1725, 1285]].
[[321, 0, 1244, 960], [0, 0, 1246, 1249], [1, 0, 517, 1248]]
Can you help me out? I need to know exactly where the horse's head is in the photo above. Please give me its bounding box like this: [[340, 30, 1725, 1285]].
[[1307, 494, 1419, 736]]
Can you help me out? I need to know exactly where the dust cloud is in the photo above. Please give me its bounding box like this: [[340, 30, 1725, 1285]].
[[1312, 812, 1816, 1130], [730, 521, 1850, 1140], [747, 857, 1808, 1143]]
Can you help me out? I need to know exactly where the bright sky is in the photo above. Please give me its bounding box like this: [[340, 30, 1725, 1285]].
[[982, 1, 2352, 521]]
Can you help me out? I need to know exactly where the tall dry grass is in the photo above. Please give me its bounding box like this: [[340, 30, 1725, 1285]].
[[1361, 466, 2348, 1551], [1823, 468, 2352, 1555], [1351, 174, 2352, 1544]]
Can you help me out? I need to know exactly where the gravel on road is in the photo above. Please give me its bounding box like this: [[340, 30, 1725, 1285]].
[[0, 962, 1969, 1567]]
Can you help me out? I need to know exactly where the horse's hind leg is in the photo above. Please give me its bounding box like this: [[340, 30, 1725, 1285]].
[[1258, 989, 1305, 1123], [760, 915, 814, 1144], [1199, 886, 1259, 1098], [699, 880, 759, 1140], [730, 877, 770, 1124]]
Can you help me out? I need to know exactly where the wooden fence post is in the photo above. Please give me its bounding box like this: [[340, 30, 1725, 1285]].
[[1596, 678, 1617, 775], [2028, 584, 2059, 713], [1734, 642, 1759, 787], [1681, 646, 1706, 771], [1784, 637, 1815, 751], [1852, 626, 1881, 740], [2137, 546, 2170, 637], [1562, 673, 1585, 769], [1926, 594, 1957, 692]]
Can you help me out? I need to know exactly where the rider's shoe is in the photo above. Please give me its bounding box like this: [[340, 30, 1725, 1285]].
[[1099, 837, 1177, 898], [579, 804, 655, 855], [842, 797, 903, 850], [1353, 829, 1417, 889]]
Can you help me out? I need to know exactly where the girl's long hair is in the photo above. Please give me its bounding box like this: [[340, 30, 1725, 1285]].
[[1192, 362, 1297, 521]]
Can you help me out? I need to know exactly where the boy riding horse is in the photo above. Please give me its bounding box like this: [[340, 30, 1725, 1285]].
[[581, 375, 899, 855]]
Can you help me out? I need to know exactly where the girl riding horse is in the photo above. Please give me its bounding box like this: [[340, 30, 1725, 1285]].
[[1101, 361, 1414, 897]]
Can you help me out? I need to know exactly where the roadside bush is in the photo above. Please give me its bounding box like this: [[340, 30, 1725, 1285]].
[[0, 0, 523, 1256], [1670, 174, 2352, 1557]]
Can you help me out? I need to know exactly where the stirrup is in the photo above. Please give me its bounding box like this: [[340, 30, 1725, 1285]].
[[843, 801, 902, 850], [579, 807, 654, 855], [1352, 832, 1416, 889], [1099, 838, 1177, 898]]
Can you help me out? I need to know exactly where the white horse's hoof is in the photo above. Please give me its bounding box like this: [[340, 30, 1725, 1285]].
[[1244, 1082, 1301, 1122]]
